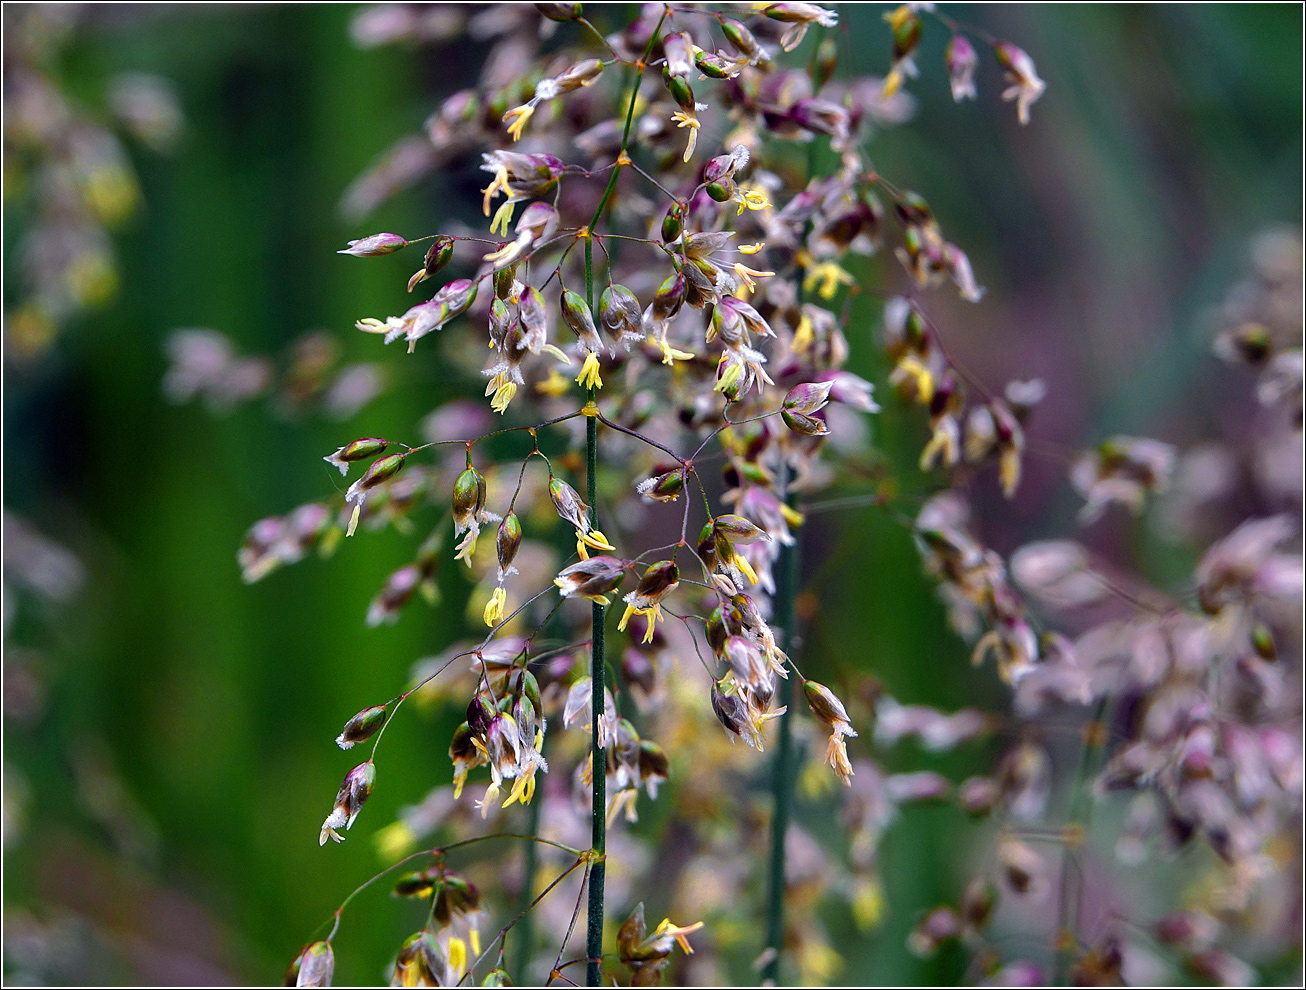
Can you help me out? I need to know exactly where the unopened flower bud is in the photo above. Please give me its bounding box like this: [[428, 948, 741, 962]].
[[662, 67, 694, 110], [888, 7, 921, 61], [366, 564, 423, 627], [711, 680, 751, 739], [393, 931, 445, 987], [705, 607, 728, 654], [765, 2, 838, 25], [285, 940, 335, 987], [1155, 911, 1221, 953], [623, 648, 657, 698], [721, 19, 762, 60], [790, 98, 850, 143], [466, 696, 493, 735], [663, 32, 694, 79], [409, 237, 455, 292], [652, 273, 685, 322], [392, 868, 437, 900], [534, 2, 582, 22], [661, 202, 684, 243], [554, 555, 626, 602], [319, 761, 376, 845], [599, 284, 642, 341], [618, 903, 650, 962], [453, 467, 487, 528], [636, 467, 684, 503], [804, 680, 851, 728], [339, 232, 409, 257], [998, 838, 1047, 897], [895, 189, 932, 224], [704, 146, 749, 184], [547, 59, 603, 96], [713, 515, 770, 543], [434, 874, 481, 926], [548, 476, 590, 531], [1187, 949, 1254, 987], [353, 453, 406, 493], [494, 265, 515, 301], [510, 668, 542, 719], [631, 559, 679, 603], [436, 278, 479, 322], [782, 408, 830, 436], [336, 705, 386, 749], [324, 437, 389, 476], [706, 179, 735, 203], [694, 50, 732, 79], [561, 289, 601, 351], [1216, 322, 1274, 366], [519, 286, 546, 342], [496, 512, 522, 578], [783, 380, 834, 415], [344, 454, 408, 534]]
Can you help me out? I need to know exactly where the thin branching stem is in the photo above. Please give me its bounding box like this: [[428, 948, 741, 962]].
[[579, 12, 668, 985]]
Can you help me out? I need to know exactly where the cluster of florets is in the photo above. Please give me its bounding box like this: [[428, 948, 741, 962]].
[[883, 296, 1041, 499], [231, 4, 1286, 988], [887, 233, 1302, 983], [311, 3, 927, 864], [249, 2, 1065, 983]]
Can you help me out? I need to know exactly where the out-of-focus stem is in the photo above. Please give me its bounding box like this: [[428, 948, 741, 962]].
[[762, 64, 827, 973], [761, 474, 800, 985], [1054, 699, 1109, 983], [512, 792, 544, 984]]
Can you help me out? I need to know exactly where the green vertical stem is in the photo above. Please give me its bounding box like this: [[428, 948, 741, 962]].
[[512, 792, 544, 983], [578, 19, 666, 983], [763, 77, 825, 976], [584, 390, 606, 988], [583, 219, 607, 989], [762, 473, 800, 985]]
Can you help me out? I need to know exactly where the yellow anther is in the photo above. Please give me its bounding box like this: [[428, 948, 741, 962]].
[[503, 103, 535, 142]]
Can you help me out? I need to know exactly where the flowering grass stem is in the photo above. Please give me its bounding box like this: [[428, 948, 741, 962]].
[[581, 16, 667, 983], [513, 794, 545, 983], [761, 471, 800, 985]]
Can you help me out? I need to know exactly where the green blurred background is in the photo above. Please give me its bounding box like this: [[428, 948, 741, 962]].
[[3, 3, 1301, 985]]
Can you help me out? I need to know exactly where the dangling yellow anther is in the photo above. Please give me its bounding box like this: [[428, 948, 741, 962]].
[[482, 165, 511, 216], [489, 201, 515, 237], [671, 109, 700, 162], [802, 260, 855, 300], [576, 351, 604, 390], [503, 103, 535, 141], [483, 585, 507, 627]]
